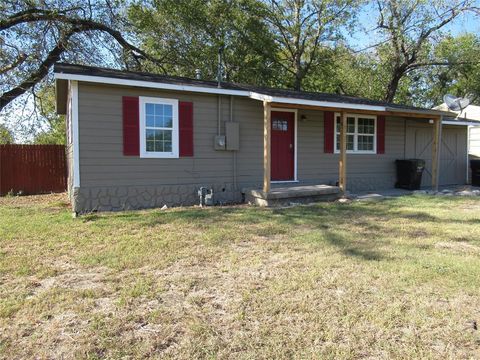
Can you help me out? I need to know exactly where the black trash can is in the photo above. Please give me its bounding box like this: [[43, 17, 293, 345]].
[[395, 159, 426, 190], [471, 160, 480, 186]]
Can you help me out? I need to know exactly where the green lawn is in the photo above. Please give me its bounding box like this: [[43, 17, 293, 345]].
[[1, 193, 479, 359]]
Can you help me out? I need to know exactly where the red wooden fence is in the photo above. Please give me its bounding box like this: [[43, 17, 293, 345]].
[[0, 145, 67, 196]]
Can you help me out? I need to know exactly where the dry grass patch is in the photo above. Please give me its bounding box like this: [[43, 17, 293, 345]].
[[1, 193, 480, 359]]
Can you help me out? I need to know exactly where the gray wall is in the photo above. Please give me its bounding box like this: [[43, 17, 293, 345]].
[[72, 82, 468, 212], [405, 121, 467, 186], [296, 110, 407, 191]]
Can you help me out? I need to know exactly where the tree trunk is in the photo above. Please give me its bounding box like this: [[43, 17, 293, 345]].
[[384, 66, 405, 103]]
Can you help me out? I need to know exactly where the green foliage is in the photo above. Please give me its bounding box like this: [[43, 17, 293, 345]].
[[0, 124, 14, 144], [128, 0, 280, 86], [424, 34, 480, 105], [33, 86, 66, 145]]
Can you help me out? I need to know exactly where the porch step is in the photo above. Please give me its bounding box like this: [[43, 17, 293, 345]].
[[243, 184, 341, 207]]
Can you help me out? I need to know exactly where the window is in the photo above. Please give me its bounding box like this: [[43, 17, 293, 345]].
[[273, 119, 288, 131], [139, 97, 179, 158], [335, 114, 376, 153]]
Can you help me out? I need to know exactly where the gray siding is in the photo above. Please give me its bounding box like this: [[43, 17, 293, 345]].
[[296, 110, 407, 191], [78, 83, 263, 189], [405, 121, 467, 186], [72, 82, 468, 212]]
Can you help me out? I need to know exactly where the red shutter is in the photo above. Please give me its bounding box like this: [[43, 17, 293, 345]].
[[324, 111, 334, 153], [179, 101, 194, 157], [122, 96, 139, 156], [377, 115, 385, 154]]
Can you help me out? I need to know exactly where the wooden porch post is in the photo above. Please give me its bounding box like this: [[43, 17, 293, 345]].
[[431, 116, 442, 191], [339, 111, 347, 192], [263, 100, 271, 193]]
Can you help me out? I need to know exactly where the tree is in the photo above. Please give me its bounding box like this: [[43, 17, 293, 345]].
[[128, 0, 279, 85], [263, 0, 358, 90], [421, 34, 480, 106], [0, 124, 14, 144], [0, 0, 166, 113], [374, 0, 475, 103], [33, 86, 65, 145]]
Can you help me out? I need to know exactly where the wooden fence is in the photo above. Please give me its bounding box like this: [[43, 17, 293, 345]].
[[0, 145, 67, 196]]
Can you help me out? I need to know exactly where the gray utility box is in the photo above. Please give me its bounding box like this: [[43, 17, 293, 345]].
[[225, 122, 239, 150], [214, 135, 226, 150]]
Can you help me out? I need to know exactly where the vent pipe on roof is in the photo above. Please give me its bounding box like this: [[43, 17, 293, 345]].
[[217, 45, 224, 88], [195, 69, 202, 80]]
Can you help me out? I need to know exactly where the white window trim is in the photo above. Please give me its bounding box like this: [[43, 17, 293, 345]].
[[139, 96, 179, 158], [334, 113, 377, 154]]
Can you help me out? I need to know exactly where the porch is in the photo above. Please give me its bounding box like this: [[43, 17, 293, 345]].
[[243, 184, 341, 206], [252, 98, 450, 207]]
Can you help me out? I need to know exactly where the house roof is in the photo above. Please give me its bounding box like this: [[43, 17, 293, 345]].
[[54, 63, 452, 118], [434, 103, 480, 124]]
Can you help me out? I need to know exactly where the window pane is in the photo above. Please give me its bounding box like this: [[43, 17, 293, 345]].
[[146, 141, 155, 152], [164, 105, 172, 117], [146, 115, 155, 127], [154, 140, 163, 152], [347, 118, 355, 133], [163, 130, 172, 141], [146, 103, 155, 116], [154, 115, 163, 128], [336, 118, 340, 133], [336, 134, 354, 151], [163, 116, 173, 128], [152, 129, 161, 141], [347, 135, 354, 150], [358, 135, 374, 151], [358, 118, 375, 134], [164, 141, 172, 152], [146, 129, 155, 141]]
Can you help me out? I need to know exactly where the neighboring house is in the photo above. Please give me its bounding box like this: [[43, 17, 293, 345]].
[[55, 63, 470, 212], [435, 103, 480, 158]]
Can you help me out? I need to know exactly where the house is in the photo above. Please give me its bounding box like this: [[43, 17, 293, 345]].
[[54, 63, 472, 212], [434, 103, 480, 158]]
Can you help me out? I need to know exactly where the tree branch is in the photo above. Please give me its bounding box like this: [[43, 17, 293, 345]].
[[0, 29, 77, 112]]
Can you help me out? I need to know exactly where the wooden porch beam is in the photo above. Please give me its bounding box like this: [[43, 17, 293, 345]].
[[339, 111, 347, 192], [270, 102, 443, 120], [263, 100, 271, 193], [431, 116, 443, 191]]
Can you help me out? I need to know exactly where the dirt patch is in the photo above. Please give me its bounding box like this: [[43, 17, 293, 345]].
[[435, 241, 480, 255], [0, 192, 69, 208]]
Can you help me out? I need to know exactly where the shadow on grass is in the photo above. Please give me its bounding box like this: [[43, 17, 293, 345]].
[[76, 196, 478, 261]]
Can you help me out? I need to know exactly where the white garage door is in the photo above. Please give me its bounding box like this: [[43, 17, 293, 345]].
[[406, 125, 467, 186]]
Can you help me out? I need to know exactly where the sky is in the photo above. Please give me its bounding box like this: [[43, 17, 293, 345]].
[[347, 3, 480, 51]]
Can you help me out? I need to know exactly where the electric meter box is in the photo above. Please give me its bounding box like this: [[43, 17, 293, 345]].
[[225, 122, 239, 150], [214, 135, 226, 150]]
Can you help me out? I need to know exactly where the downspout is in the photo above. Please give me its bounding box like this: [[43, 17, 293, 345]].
[[230, 95, 237, 190], [217, 95, 221, 135], [467, 125, 471, 184]]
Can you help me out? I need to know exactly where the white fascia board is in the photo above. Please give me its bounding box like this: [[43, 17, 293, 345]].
[[55, 73, 390, 113], [70, 80, 80, 188], [54, 73, 251, 97], [249, 92, 386, 112], [443, 120, 480, 126]]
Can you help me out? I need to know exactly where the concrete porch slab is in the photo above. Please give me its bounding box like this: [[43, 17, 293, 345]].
[[243, 184, 341, 207]]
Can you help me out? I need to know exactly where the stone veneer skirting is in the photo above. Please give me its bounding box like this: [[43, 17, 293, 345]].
[[72, 183, 244, 213], [72, 175, 397, 213]]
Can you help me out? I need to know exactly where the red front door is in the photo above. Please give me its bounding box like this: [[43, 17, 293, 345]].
[[271, 111, 295, 181]]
